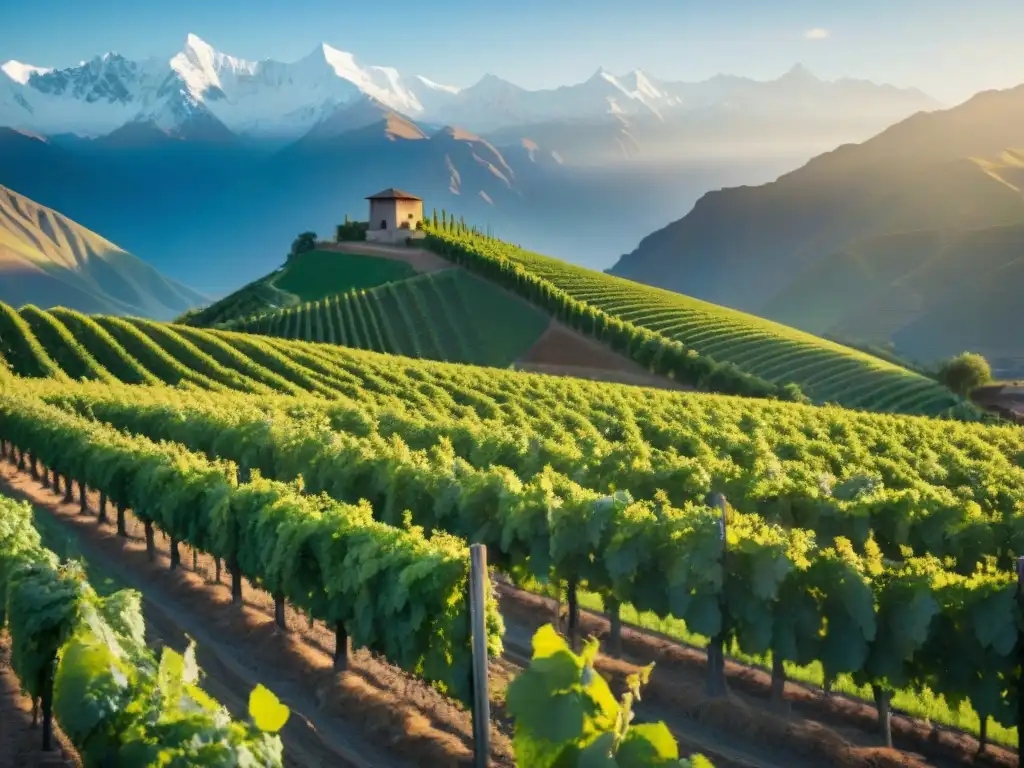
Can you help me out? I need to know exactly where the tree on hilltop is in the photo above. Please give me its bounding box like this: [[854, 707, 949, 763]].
[[936, 352, 992, 396], [290, 231, 317, 260]]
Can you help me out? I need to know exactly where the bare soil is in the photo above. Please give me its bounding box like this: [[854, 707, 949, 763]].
[[0, 461, 512, 768], [516, 320, 689, 391], [8, 457, 1012, 768], [0, 632, 80, 768], [316, 243, 453, 274]]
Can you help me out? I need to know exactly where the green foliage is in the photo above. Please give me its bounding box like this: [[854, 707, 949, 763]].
[[421, 228, 963, 416], [336, 220, 368, 242], [17, 374, 1024, 731], [289, 231, 318, 258], [0, 494, 285, 766], [507, 625, 711, 767], [936, 352, 993, 397], [223, 269, 550, 368], [0, 391, 503, 703]]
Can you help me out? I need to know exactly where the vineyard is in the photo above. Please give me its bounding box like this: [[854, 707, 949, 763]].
[[0, 493, 290, 764], [221, 268, 552, 367], [421, 229, 966, 416], [187, 249, 418, 327], [0, 289, 1021, 765]]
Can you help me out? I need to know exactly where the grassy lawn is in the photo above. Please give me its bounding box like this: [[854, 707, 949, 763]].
[[524, 578, 1016, 748], [272, 250, 416, 302]]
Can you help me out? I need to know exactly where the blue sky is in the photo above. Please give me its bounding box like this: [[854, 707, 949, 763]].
[[3, 0, 1022, 104]]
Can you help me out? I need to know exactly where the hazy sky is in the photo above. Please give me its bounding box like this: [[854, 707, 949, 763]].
[[3, 0, 1022, 104]]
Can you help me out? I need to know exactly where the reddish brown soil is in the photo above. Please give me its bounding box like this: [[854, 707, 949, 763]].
[[496, 583, 1018, 768], [9, 457, 1012, 768], [316, 243, 453, 274], [0, 633, 80, 768], [0, 461, 514, 768], [516, 320, 690, 391]]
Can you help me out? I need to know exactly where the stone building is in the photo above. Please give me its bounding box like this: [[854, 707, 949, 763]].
[[365, 188, 425, 243]]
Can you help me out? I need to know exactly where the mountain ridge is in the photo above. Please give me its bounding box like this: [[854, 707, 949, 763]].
[[609, 81, 1024, 374], [0, 183, 206, 319], [1, 33, 941, 144]]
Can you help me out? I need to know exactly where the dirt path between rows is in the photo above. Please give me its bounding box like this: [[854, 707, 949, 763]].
[[5, 457, 1011, 768], [0, 461, 515, 768]]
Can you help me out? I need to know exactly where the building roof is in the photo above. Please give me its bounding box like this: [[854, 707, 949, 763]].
[[365, 187, 422, 201]]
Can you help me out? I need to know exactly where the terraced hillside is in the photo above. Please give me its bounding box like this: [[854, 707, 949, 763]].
[[184, 247, 424, 327], [1, 296, 1023, 757], [223, 269, 552, 367], [423, 229, 965, 416]]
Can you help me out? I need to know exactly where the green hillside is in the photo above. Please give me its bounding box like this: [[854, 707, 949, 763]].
[[767, 220, 1024, 373], [185, 248, 417, 327], [609, 84, 1024, 375], [423, 229, 965, 416], [1, 296, 1022, 747], [224, 268, 552, 367]]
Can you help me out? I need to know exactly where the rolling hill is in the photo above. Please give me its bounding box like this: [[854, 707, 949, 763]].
[[610, 84, 1024, 375], [0, 182, 206, 318], [184, 228, 964, 415]]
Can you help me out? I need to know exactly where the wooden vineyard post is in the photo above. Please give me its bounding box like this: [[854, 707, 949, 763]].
[[79, 480, 88, 515], [707, 492, 729, 698], [230, 558, 243, 604], [274, 594, 287, 630], [872, 685, 892, 748], [334, 621, 352, 671], [468, 544, 491, 768], [63, 475, 73, 504], [607, 597, 623, 658], [567, 576, 580, 653]]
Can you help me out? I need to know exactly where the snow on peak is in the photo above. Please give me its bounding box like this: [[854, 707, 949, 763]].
[[416, 75, 460, 95], [2, 60, 53, 84]]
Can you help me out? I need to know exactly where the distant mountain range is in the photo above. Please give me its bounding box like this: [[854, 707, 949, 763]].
[[0, 34, 945, 296], [0, 183, 205, 318], [1, 34, 939, 160], [610, 83, 1024, 376]]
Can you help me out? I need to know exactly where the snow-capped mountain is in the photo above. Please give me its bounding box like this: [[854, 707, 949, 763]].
[[0, 34, 941, 143]]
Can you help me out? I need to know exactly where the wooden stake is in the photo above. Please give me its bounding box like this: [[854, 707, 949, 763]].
[[872, 685, 892, 748], [274, 594, 287, 630], [231, 559, 243, 604], [567, 577, 580, 653], [607, 597, 623, 658], [334, 622, 352, 671], [770, 656, 787, 709], [468, 544, 491, 768], [145, 521, 155, 561]]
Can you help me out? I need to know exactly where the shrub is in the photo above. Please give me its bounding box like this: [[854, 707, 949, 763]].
[[936, 352, 992, 396]]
